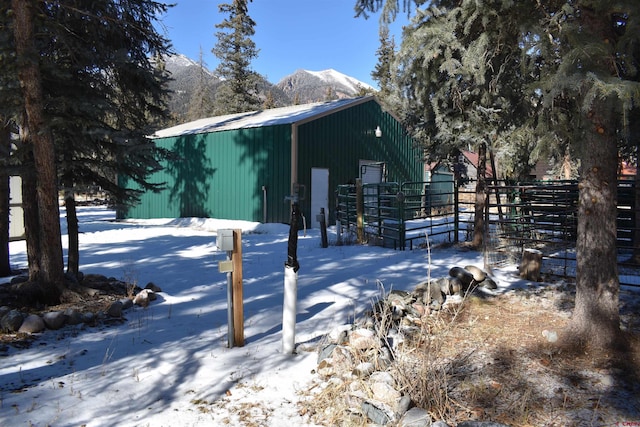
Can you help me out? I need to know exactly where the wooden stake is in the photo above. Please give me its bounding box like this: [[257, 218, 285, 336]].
[[232, 229, 244, 346]]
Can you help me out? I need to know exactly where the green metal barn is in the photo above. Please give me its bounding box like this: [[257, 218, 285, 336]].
[[118, 96, 424, 226]]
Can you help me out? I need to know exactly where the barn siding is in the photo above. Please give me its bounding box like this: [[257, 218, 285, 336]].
[[119, 124, 291, 223], [119, 98, 423, 225], [295, 101, 422, 224]]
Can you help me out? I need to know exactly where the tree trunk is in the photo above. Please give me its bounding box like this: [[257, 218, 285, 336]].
[[12, 0, 64, 292], [569, 102, 623, 351], [21, 152, 41, 281], [471, 141, 487, 248], [0, 122, 10, 277]]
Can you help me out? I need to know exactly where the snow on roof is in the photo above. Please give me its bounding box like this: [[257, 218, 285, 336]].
[[152, 96, 374, 139]]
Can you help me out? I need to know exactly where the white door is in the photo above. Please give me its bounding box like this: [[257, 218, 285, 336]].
[[311, 168, 329, 229]]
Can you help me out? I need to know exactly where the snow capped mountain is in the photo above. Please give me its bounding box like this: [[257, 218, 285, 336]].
[[276, 69, 375, 103], [156, 53, 376, 121], [163, 53, 201, 69], [305, 69, 375, 92]]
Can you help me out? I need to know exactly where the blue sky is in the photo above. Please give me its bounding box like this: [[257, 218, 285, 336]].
[[155, 0, 411, 88]]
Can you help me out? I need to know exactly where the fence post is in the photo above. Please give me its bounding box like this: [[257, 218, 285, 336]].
[[454, 180, 459, 243], [356, 178, 364, 243]]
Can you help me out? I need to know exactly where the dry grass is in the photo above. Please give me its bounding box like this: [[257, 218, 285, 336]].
[[300, 285, 640, 426]]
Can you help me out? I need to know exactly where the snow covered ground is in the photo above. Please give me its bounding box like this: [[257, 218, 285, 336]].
[[2, 206, 528, 427]]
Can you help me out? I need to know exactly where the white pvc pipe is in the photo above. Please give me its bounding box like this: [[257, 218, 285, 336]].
[[282, 266, 298, 354]]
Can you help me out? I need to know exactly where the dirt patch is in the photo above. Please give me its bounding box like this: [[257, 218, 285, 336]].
[[428, 288, 640, 426]]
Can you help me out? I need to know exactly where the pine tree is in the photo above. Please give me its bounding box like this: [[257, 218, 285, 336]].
[[371, 25, 396, 103], [186, 48, 216, 121], [530, 1, 640, 350], [3, 0, 172, 295], [212, 0, 261, 114]]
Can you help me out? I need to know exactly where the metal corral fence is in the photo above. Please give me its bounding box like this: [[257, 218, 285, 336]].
[[335, 176, 476, 249], [484, 179, 640, 287]]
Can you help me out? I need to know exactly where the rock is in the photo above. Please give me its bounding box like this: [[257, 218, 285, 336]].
[[449, 266, 474, 287], [64, 308, 84, 325], [542, 329, 558, 343], [362, 401, 392, 425], [349, 328, 378, 351], [133, 290, 156, 307], [107, 301, 123, 318], [370, 371, 395, 386], [317, 359, 335, 377], [1, 309, 25, 332], [19, 314, 45, 333], [353, 362, 375, 378], [0, 306, 11, 318], [371, 381, 401, 405], [119, 298, 133, 310], [448, 277, 463, 295], [464, 265, 487, 282], [318, 343, 337, 363], [145, 282, 162, 292], [415, 280, 444, 307], [327, 325, 351, 344], [399, 407, 432, 427], [43, 311, 67, 330], [396, 394, 412, 418], [478, 277, 498, 289], [82, 311, 96, 324], [431, 422, 450, 427]]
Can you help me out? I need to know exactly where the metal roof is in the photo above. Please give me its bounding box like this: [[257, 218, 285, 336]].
[[152, 96, 375, 138]]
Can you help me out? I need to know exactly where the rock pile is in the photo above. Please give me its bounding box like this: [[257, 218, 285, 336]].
[[0, 273, 161, 335], [311, 265, 508, 427]]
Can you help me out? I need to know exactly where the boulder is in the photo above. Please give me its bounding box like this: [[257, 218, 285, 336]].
[[464, 265, 487, 282], [479, 277, 498, 290], [43, 311, 67, 330], [399, 407, 432, 427], [64, 308, 84, 325], [349, 328, 378, 351], [19, 314, 45, 333], [107, 301, 123, 318], [1, 309, 25, 332], [144, 282, 162, 292], [449, 266, 475, 287]]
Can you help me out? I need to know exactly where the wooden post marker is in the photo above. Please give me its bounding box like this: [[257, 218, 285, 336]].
[[232, 229, 244, 347], [216, 229, 244, 348]]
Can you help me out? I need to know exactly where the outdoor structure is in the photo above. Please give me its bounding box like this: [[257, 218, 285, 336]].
[[118, 96, 424, 226], [9, 176, 25, 241]]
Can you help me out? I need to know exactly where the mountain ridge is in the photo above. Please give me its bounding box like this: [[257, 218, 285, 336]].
[[160, 53, 376, 123]]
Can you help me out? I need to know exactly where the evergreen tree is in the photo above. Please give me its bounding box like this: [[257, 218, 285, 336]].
[[263, 90, 276, 109], [186, 47, 215, 121], [530, 1, 640, 349], [371, 25, 396, 106], [212, 0, 261, 114], [2, 0, 171, 298]]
